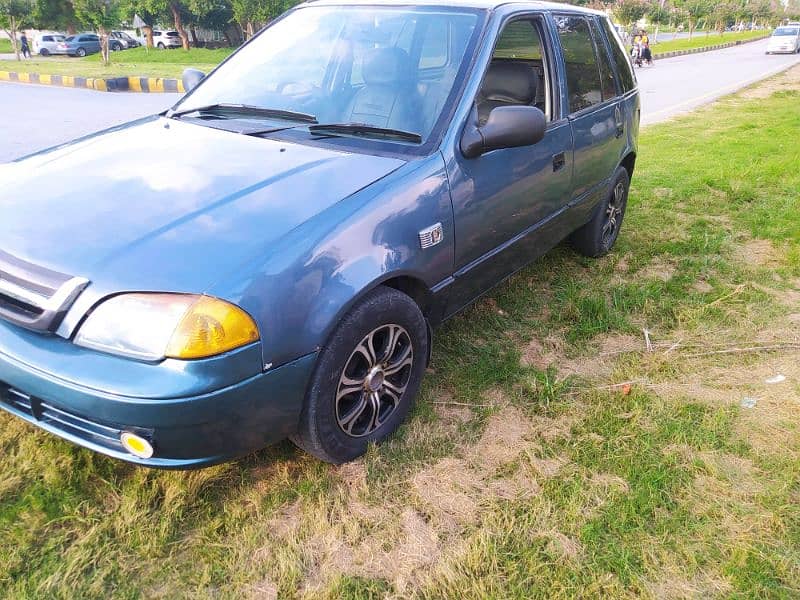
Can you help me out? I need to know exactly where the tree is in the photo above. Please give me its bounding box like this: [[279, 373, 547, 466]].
[[32, 0, 81, 34], [647, 2, 671, 43], [676, 0, 710, 38], [614, 0, 648, 27], [72, 0, 121, 64], [1, 0, 33, 60]]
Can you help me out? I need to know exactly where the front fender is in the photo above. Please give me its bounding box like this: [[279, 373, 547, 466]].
[[208, 153, 454, 370]]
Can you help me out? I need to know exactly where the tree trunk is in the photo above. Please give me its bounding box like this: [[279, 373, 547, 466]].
[[170, 2, 190, 50], [246, 21, 254, 40], [689, 19, 695, 39], [142, 25, 154, 48], [67, 23, 77, 35], [223, 27, 234, 47], [99, 28, 110, 66], [189, 26, 198, 46]]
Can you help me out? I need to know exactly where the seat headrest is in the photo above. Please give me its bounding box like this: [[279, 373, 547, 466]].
[[481, 61, 536, 104], [362, 47, 413, 86]]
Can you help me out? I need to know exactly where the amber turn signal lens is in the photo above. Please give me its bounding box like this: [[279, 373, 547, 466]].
[[120, 432, 154, 459], [165, 296, 259, 359]]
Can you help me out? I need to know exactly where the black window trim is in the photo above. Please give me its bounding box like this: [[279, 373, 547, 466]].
[[588, 16, 621, 99], [596, 15, 637, 94]]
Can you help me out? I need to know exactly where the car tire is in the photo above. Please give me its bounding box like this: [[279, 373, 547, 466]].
[[76, 47, 86, 57], [570, 166, 630, 258], [157, 42, 165, 49], [40, 48, 50, 56], [291, 286, 428, 464], [111, 42, 121, 51]]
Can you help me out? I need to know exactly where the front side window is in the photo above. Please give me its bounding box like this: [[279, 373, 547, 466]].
[[554, 15, 603, 113], [178, 6, 482, 149], [475, 18, 551, 123]]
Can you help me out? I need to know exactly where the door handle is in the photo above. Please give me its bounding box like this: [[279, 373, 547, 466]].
[[614, 106, 624, 138], [552, 152, 566, 172]]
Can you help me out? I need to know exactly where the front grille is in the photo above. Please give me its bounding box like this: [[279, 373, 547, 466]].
[[0, 381, 129, 452], [0, 250, 89, 332]]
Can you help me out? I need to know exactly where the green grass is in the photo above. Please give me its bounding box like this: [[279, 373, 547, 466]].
[[1, 67, 800, 598], [652, 29, 767, 55], [0, 47, 233, 79], [0, 38, 12, 53]]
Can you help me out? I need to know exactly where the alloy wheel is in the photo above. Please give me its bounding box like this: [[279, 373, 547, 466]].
[[335, 324, 413, 438], [602, 181, 625, 244]]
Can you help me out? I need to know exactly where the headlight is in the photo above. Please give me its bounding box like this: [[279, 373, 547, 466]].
[[74, 293, 259, 361]]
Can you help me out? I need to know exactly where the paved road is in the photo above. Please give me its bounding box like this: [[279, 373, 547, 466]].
[[0, 83, 179, 162], [637, 38, 799, 125], [1, 37, 798, 161]]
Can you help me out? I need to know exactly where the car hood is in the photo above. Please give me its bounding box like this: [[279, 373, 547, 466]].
[[0, 116, 405, 295]]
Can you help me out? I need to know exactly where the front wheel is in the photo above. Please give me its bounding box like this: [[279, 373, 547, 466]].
[[291, 286, 428, 463], [570, 166, 630, 258], [76, 47, 86, 57], [40, 48, 50, 56]]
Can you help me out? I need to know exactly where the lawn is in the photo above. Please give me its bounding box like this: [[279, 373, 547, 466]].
[[652, 29, 767, 55], [0, 47, 233, 79], [0, 38, 12, 53], [1, 67, 800, 598]]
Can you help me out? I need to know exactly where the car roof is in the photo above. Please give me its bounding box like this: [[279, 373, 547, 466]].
[[298, 0, 606, 15]]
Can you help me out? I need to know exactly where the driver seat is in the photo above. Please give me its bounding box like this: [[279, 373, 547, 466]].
[[345, 47, 421, 133]]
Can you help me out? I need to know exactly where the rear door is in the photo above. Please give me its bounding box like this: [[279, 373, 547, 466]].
[[552, 14, 627, 228]]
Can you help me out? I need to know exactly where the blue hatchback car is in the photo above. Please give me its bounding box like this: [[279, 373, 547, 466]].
[[0, 0, 639, 467]]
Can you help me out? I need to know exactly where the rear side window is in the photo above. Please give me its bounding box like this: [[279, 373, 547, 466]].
[[589, 18, 617, 100], [599, 17, 635, 93], [554, 15, 603, 113]]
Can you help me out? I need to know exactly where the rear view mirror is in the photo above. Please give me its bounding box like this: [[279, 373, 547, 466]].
[[461, 105, 546, 159], [181, 68, 206, 93]]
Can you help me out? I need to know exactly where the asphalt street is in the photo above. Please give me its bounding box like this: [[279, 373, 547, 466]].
[[637, 38, 800, 125], [1, 37, 798, 162]]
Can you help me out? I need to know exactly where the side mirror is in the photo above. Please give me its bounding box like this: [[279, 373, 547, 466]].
[[461, 105, 546, 159], [181, 68, 206, 93]]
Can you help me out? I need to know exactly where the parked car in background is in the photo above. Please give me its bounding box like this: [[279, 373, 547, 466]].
[[32, 33, 66, 56], [153, 30, 182, 49], [59, 33, 101, 57], [766, 26, 800, 53], [111, 30, 140, 49], [0, 0, 639, 468]]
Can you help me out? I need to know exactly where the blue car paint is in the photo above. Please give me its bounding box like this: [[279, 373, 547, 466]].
[[0, 1, 639, 468]]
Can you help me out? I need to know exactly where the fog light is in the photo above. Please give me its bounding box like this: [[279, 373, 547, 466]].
[[120, 432, 154, 458]]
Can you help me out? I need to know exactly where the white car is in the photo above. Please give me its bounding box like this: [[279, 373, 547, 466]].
[[32, 33, 66, 56], [766, 26, 800, 54], [152, 30, 182, 49]]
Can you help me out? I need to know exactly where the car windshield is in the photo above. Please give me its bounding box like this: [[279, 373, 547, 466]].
[[65, 36, 75, 42], [176, 6, 481, 146], [773, 27, 799, 36]]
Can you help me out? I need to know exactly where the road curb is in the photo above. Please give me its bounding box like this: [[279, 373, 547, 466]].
[[653, 34, 770, 60], [0, 71, 185, 93]]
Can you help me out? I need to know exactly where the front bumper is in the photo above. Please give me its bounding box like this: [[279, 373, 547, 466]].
[[0, 325, 316, 468]]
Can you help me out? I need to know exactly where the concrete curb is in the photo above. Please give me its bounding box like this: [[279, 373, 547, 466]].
[[653, 34, 770, 60], [0, 71, 185, 93]]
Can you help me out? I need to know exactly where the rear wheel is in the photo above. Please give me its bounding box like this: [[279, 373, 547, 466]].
[[291, 286, 428, 463], [157, 42, 165, 49], [570, 166, 630, 258]]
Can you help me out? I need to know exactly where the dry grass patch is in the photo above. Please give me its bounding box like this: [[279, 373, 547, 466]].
[[738, 64, 800, 99]]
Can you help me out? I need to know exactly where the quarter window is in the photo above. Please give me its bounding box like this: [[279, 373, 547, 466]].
[[554, 15, 603, 113], [590, 19, 617, 100], [599, 17, 636, 93]]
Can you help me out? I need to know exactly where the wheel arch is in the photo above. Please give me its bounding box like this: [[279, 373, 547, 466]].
[[620, 151, 636, 180]]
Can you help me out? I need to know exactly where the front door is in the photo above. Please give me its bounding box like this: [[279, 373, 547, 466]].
[[445, 17, 574, 316]]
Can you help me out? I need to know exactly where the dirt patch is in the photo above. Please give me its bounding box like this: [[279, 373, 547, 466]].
[[733, 238, 780, 268], [557, 333, 644, 380], [520, 333, 565, 370], [412, 457, 483, 526], [468, 406, 534, 469], [738, 64, 800, 100], [646, 572, 733, 600], [246, 578, 278, 600], [636, 257, 678, 282], [693, 280, 713, 294]]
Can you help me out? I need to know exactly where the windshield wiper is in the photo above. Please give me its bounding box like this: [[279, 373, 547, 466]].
[[168, 103, 318, 123], [308, 123, 422, 144]]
